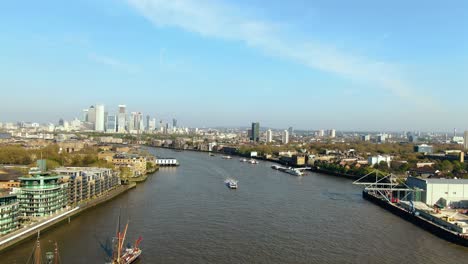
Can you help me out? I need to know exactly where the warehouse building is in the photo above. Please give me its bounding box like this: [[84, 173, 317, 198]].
[[407, 177, 468, 208]]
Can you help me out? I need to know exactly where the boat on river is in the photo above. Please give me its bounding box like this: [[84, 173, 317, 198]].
[[225, 179, 238, 189], [222, 155, 232, 159], [108, 217, 142, 264], [248, 159, 259, 164]]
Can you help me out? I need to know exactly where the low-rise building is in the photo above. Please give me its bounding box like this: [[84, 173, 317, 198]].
[[368, 155, 392, 167], [112, 154, 147, 176], [414, 144, 433, 154], [156, 158, 179, 166]]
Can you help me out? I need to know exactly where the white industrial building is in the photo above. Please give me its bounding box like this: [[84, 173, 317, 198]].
[[407, 177, 468, 208], [368, 155, 392, 167]]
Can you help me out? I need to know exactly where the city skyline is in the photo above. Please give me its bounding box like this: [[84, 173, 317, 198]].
[[1, 1, 468, 130]]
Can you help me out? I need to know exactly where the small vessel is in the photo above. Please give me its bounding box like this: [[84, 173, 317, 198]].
[[209, 153, 215, 157], [271, 165, 281, 170], [225, 179, 238, 189], [240, 158, 248, 162], [27, 233, 61, 264], [109, 216, 142, 264], [248, 159, 259, 164], [222, 155, 232, 159], [285, 167, 304, 176]]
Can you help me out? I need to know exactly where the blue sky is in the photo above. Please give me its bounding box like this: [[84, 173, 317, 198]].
[[0, 0, 467, 131]]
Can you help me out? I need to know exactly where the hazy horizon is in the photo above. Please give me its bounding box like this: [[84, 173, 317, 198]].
[[1, 0, 467, 131]]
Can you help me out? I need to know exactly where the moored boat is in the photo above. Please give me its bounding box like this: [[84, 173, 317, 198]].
[[109, 216, 143, 264], [225, 179, 238, 189]]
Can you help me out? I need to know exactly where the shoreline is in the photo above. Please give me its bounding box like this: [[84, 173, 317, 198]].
[[0, 183, 136, 253]]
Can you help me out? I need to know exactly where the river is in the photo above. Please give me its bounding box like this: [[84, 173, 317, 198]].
[[1, 147, 467, 263]]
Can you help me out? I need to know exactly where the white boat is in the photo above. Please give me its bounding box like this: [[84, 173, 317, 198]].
[[285, 167, 303, 176], [248, 159, 259, 164], [225, 179, 238, 189], [240, 158, 248, 162], [222, 155, 232, 159]]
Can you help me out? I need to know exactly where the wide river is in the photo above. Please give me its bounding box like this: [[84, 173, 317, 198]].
[[2, 147, 467, 263]]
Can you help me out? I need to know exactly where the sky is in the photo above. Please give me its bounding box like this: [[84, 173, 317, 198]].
[[0, 0, 467, 131]]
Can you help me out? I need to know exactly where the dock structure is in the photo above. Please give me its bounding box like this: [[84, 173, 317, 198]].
[[354, 171, 468, 247], [156, 158, 179, 167]]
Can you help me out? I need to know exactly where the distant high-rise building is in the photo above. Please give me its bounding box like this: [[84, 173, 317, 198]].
[[329, 129, 336, 138], [251, 122, 260, 142], [117, 105, 127, 133], [266, 129, 273, 143], [106, 115, 117, 133], [282, 130, 289, 144], [58, 118, 64, 126], [173, 118, 178, 128], [146, 115, 151, 131], [129, 112, 143, 132], [464, 131, 468, 150], [288, 127, 293, 137], [88, 105, 96, 125], [95, 104, 105, 132], [81, 109, 89, 122], [149, 118, 156, 131], [318, 129, 325, 137]]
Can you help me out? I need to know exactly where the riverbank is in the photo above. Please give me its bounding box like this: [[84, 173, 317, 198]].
[[0, 183, 136, 253]]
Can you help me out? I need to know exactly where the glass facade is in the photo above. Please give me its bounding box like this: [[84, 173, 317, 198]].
[[15, 176, 68, 218], [0, 195, 19, 235]]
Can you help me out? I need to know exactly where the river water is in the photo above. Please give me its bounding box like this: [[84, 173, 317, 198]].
[[1, 147, 467, 263]]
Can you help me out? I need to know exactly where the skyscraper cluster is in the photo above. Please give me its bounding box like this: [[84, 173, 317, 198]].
[[80, 104, 176, 134]]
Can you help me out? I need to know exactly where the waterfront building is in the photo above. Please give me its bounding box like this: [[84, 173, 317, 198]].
[[54, 167, 120, 205], [112, 153, 148, 176], [282, 130, 289, 144], [464, 131, 468, 150], [414, 144, 433, 154], [407, 177, 468, 208], [266, 129, 273, 143], [13, 175, 68, 218], [156, 158, 179, 166], [0, 193, 19, 236], [106, 115, 117, 133], [251, 122, 260, 142], [95, 104, 105, 132]]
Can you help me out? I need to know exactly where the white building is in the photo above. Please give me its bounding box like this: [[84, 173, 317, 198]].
[[266, 129, 273, 143], [156, 158, 179, 166], [407, 177, 468, 208], [95, 104, 105, 132], [368, 155, 392, 167], [318, 129, 325, 137], [282, 130, 289, 144], [329, 129, 336, 138]]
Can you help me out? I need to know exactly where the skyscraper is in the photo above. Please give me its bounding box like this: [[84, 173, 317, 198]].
[[251, 122, 260, 142], [288, 127, 293, 137], [81, 109, 89, 122], [146, 115, 151, 131], [173, 118, 178, 128], [464, 131, 468, 150], [117, 105, 127, 133], [88, 105, 96, 125], [330, 129, 336, 138], [106, 115, 117, 133], [95, 104, 105, 132], [266, 129, 273, 143], [282, 130, 289, 144]]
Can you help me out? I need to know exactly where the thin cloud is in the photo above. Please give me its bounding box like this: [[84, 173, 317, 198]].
[[88, 53, 139, 74], [126, 0, 428, 102]]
